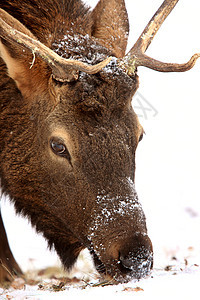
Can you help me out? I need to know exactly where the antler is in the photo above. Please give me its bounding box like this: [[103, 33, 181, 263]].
[[0, 1, 199, 81], [0, 12, 112, 82], [121, 0, 200, 75]]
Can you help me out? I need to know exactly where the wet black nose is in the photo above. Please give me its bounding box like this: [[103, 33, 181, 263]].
[[119, 248, 153, 279], [118, 233, 153, 279]]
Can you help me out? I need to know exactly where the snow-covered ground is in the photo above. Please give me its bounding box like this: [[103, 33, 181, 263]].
[[1, 0, 200, 299]]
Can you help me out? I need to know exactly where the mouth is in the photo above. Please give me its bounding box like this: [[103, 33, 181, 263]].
[[89, 247, 153, 284]]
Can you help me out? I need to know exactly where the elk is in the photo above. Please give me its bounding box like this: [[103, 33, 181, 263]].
[[0, 0, 199, 284]]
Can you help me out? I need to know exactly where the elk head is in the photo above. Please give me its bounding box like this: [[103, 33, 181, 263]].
[[0, 0, 199, 283]]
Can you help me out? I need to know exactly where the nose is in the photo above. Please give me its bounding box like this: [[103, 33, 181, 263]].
[[116, 233, 153, 279]]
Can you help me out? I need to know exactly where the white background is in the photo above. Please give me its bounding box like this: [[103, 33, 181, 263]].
[[1, 0, 200, 278]]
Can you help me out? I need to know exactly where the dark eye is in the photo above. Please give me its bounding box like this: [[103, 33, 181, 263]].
[[139, 132, 144, 142], [50, 138, 71, 162]]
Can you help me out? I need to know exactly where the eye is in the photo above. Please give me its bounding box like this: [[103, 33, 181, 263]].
[[138, 134, 143, 142], [139, 132, 145, 142], [50, 137, 71, 162]]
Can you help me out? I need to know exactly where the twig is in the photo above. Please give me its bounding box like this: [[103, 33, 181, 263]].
[[0, 259, 15, 280], [30, 50, 36, 69]]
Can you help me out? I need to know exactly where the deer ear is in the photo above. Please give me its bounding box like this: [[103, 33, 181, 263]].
[[0, 9, 49, 98], [91, 0, 129, 58]]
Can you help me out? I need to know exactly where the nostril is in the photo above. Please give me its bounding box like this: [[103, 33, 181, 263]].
[[119, 254, 135, 269]]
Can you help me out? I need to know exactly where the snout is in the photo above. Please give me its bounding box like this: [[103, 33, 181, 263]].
[[87, 184, 153, 283], [90, 232, 153, 283]]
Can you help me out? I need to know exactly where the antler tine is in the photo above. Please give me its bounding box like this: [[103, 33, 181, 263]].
[[121, 0, 200, 75], [133, 53, 200, 73], [131, 0, 179, 54], [0, 16, 112, 82]]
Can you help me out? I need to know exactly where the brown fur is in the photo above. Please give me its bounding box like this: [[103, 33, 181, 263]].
[[0, 0, 153, 284]]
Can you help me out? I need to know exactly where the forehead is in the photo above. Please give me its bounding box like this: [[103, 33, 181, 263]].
[[48, 97, 142, 149], [54, 59, 139, 117], [50, 32, 142, 138]]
